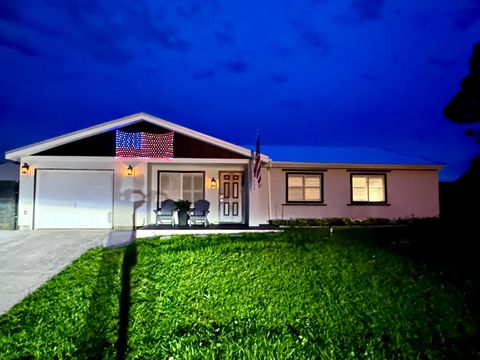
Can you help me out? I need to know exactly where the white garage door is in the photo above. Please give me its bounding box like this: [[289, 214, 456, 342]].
[[34, 169, 114, 229]]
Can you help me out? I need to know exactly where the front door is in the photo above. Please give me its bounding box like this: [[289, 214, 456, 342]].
[[219, 172, 243, 223]]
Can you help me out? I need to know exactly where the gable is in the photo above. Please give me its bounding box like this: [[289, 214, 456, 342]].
[[33, 121, 249, 159], [6, 113, 264, 161]]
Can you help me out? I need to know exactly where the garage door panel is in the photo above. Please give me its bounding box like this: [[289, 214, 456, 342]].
[[35, 170, 113, 229]]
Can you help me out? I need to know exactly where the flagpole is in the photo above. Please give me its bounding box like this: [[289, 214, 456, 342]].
[[255, 129, 259, 191], [250, 149, 255, 191], [253, 130, 261, 190], [267, 160, 272, 223]]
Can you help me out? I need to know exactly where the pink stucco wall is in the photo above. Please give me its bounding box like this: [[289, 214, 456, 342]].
[[268, 166, 440, 220]]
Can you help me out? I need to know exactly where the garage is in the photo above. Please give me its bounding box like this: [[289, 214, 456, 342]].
[[34, 169, 114, 229]]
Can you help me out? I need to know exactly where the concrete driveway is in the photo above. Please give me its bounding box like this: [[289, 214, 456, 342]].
[[0, 230, 134, 315]]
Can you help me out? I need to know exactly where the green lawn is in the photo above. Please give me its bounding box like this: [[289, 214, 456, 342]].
[[0, 228, 477, 359]]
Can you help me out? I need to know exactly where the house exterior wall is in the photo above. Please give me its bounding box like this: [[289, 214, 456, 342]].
[[268, 165, 440, 220], [16, 156, 440, 230], [17, 156, 253, 230]]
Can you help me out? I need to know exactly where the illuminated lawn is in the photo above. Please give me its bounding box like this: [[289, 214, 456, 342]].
[[0, 228, 477, 359]]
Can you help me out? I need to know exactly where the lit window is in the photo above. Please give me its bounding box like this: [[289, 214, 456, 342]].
[[159, 172, 204, 203], [351, 174, 386, 203], [182, 173, 204, 202], [287, 173, 323, 202]]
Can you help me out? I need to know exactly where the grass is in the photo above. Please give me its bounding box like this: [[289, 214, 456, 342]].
[[0, 228, 478, 359]]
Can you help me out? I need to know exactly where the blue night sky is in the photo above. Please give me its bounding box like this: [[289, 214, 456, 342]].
[[1, 0, 479, 181]]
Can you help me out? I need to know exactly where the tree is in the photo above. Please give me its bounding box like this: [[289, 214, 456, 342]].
[[441, 42, 480, 220], [444, 42, 480, 142]]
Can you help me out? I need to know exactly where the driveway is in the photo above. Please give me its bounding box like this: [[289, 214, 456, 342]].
[[0, 230, 134, 315]]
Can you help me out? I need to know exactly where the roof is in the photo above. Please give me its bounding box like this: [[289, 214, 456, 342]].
[[5, 112, 441, 168], [256, 146, 442, 167], [6, 113, 268, 162]]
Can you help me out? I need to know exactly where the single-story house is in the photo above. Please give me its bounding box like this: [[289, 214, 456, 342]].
[[5, 113, 441, 230]]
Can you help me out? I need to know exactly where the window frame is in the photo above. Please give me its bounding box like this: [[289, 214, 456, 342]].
[[157, 171, 205, 209], [285, 172, 324, 204], [349, 173, 388, 205]]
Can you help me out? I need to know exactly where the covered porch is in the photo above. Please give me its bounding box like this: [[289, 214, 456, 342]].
[[146, 160, 253, 227]]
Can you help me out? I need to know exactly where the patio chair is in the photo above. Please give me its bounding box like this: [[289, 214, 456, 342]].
[[153, 199, 177, 226], [188, 199, 210, 227]]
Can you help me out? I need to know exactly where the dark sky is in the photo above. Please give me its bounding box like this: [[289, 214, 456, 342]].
[[1, 0, 479, 181]]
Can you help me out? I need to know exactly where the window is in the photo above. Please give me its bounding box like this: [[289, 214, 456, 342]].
[[351, 174, 386, 203], [287, 173, 323, 202], [182, 173, 204, 202], [159, 172, 204, 203]]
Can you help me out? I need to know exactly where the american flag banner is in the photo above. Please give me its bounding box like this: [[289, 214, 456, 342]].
[[115, 130, 174, 158]]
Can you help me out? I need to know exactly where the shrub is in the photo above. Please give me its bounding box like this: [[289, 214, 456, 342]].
[[269, 217, 440, 227]]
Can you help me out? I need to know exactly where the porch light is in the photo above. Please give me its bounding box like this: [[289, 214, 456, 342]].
[[211, 177, 217, 189], [21, 163, 29, 174], [127, 165, 133, 176]]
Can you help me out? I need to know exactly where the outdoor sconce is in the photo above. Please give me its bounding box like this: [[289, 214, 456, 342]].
[[211, 177, 217, 189], [21, 163, 29, 174], [127, 165, 133, 176]]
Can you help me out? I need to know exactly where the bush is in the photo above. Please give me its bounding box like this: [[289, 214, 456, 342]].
[[269, 217, 439, 227]]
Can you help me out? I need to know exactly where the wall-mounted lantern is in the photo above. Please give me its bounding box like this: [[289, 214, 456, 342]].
[[210, 177, 217, 189], [21, 163, 29, 174], [127, 165, 133, 176]]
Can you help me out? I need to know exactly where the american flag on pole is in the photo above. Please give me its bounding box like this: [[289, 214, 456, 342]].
[[253, 134, 262, 188], [115, 130, 174, 158]]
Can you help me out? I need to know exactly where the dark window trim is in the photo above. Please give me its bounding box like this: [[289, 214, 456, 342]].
[[286, 172, 324, 204], [156, 170, 205, 210], [282, 168, 328, 172], [347, 203, 390, 206], [347, 169, 391, 173], [349, 173, 388, 205], [282, 203, 327, 206]]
